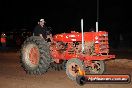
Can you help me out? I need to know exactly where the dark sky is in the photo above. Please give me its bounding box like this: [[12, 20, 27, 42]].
[[0, 0, 131, 34]]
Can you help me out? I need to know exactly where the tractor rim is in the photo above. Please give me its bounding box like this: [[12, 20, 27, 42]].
[[91, 61, 101, 73], [24, 44, 40, 68], [68, 63, 80, 78], [29, 47, 39, 65]]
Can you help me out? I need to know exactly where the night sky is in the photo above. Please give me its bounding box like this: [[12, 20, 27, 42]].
[[0, 0, 131, 34]]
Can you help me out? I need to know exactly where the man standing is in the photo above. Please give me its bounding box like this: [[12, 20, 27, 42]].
[[1, 32, 7, 48]]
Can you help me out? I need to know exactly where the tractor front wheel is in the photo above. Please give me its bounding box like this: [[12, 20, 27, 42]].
[[66, 58, 85, 80], [88, 60, 105, 74]]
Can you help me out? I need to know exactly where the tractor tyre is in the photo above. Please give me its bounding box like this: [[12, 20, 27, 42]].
[[50, 60, 67, 71], [20, 36, 51, 75], [88, 60, 105, 74], [66, 58, 85, 81]]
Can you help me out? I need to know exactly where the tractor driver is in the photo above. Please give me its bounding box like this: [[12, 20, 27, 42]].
[[33, 19, 51, 40]]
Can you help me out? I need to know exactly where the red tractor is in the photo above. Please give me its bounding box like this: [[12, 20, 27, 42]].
[[20, 30, 115, 80]]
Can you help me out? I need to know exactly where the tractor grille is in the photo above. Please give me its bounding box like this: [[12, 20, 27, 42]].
[[99, 34, 109, 53]]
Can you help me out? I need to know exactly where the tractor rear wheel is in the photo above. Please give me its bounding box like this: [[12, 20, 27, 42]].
[[66, 58, 85, 80], [20, 36, 51, 75], [88, 60, 105, 74]]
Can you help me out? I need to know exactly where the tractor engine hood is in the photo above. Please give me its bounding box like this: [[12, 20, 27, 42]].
[[53, 31, 108, 42]]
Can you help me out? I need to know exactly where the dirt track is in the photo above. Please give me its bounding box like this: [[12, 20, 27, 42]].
[[0, 52, 132, 88]]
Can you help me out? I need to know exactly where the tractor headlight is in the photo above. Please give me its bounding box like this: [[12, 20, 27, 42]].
[[103, 34, 108, 36]]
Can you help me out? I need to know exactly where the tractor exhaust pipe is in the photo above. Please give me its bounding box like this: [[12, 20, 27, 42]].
[[96, 0, 99, 32], [81, 19, 84, 52], [96, 22, 98, 32]]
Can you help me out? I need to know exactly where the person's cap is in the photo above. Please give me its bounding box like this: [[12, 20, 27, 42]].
[[40, 19, 46, 23]]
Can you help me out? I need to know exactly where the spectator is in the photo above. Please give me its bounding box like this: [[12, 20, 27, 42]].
[[1, 32, 7, 47]]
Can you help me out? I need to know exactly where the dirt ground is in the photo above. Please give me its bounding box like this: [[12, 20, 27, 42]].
[[0, 52, 132, 88]]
